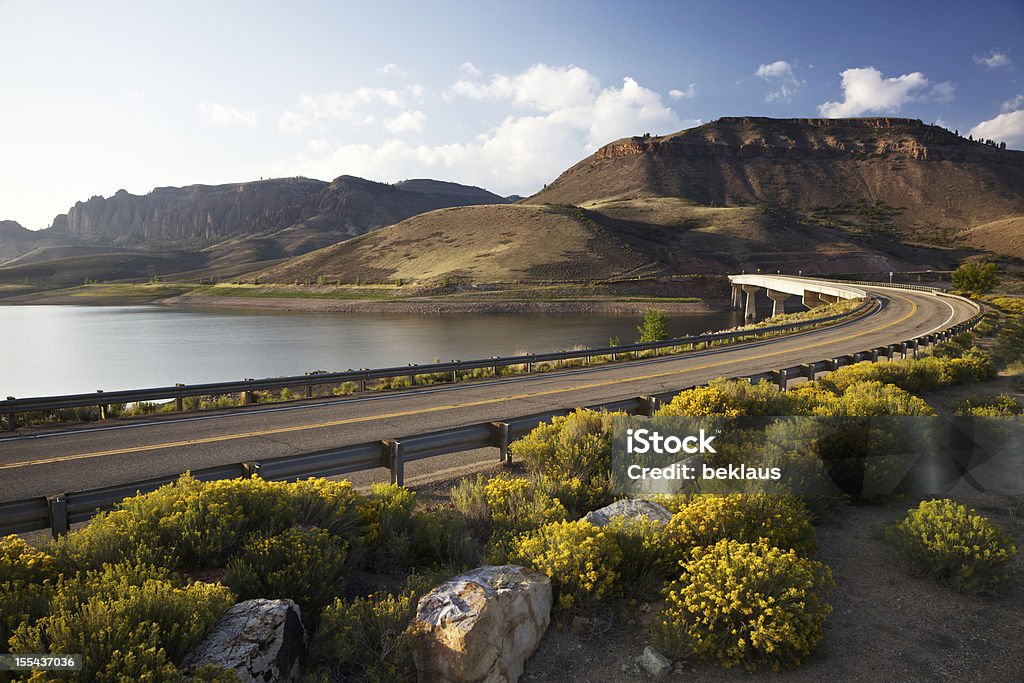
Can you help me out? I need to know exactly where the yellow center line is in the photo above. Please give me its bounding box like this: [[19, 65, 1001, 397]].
[[3, 294, 924, 470]]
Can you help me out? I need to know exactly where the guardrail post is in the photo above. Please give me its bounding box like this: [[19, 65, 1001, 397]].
[[3, 411, 14, 431], [387, 440, 404, 486], [869, 349, 879, 363], [96, 390, 107, 420], [175, 383, 185, 412], [410, 363, 418, 385], [802, 363, 817, 381], [242, 462, 262, 478], [774, 369, 788, 391], [47, 494, 69, 538], [638, 396, 659, 416], [492, 421, 511, 465], [243, 380, 256, 405], [899, 342, 908, 360]]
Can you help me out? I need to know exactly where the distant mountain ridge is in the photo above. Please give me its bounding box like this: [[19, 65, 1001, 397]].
[[47, 175, 507, 244]]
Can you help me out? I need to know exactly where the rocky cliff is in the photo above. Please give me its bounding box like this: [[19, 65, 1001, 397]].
[[529, 117, 1024, 242], [47, 175, 508, 245]]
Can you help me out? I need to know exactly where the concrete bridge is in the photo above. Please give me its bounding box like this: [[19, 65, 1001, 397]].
[[728, 274, 870, 319]]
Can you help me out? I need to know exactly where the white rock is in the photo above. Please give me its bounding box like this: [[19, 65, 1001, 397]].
[[182, 598, 306, 682], [414, 565, 552, 683], [638, 646, 671, 679], [583, 498, 673, 527]]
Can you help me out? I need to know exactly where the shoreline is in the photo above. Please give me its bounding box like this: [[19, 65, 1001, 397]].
[[158, 295, 722, 315]]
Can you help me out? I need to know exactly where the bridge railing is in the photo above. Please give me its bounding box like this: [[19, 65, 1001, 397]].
[[0, 303, 985, 538], [1, 299, 876, 429]]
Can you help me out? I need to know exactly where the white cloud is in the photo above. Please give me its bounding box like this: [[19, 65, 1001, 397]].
[[1002, 94, 1024, 112], [753, 60, 804, 103], [199, 102, 258, 127], [973, 51, 1011, 69], [277, 63, 697, 196], [385, 110, 427, 134], [933, 116, 951, 129], [970, 110, 1024, 147], [930, 81, 956, 103], [278, 87, 406, 133], [818, 67, 936, 117], [378, 63, 406, 77], [459, 62, 481, 77], [450, 64, 600, 112], [669, 84, 697, 99]]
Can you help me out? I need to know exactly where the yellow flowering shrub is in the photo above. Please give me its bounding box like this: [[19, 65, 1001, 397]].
[[510, 519, 622, 609], [50, 474, 372, 571], [225, 526, 350, 622], [656, 539, 834, 670], [887, 499, 1017, 593], [656, 379, 798, 417], [509, 409, 618, 513], [664, 494, 817, 559], [1, 536, 58, 646], [308, 590, 419, 682], [9, 562, 233, 680]]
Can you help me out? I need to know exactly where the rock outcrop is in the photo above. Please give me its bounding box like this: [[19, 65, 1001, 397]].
[[413, 565, 552, 683], [47, 175, 507, 246], [583, 499, 674, 527], [182, 598, 306, 682], [529, 117, 1024, 240]]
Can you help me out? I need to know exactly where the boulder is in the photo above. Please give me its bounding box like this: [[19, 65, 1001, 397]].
[[182, 598, 306, 682], [637, 646, 671, 679], [583, 498, 673, 527], [413, 565, 552, 683]]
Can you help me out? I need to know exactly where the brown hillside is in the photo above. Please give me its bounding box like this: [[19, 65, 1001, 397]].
[[960, 216, 1024, 259], [528, 117, 1024, 245], [257, 198, 967, 285], [256, 204, 660, 284]]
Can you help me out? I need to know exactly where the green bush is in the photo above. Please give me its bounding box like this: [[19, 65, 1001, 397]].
[[9, 562, 233, 681], [605, 516, 674, 592], [812, 380, 934, 416], [886, 499, 1017, 593], [307, 589, 420, 682], [951, 260, 999, 294], [225, 526, 349, 622], [656, 539, 834, 670], [656, 379, 797, 418], [664, 494, 817, 558], [49, 475, 371, 572], [509, 409, 618, 514], [818, 359, 943, 395], [510, 519, 622, 609], [452, 474, 567, 544], [1, 536, 58, 645], [955, 394, 1023, 416], [637, 308, 670, 342]]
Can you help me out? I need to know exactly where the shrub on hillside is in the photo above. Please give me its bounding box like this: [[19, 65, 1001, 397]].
[[655, 539, 834, 670], [605, 516, 674, 591], [886, 499, 1017, 593], [663, 494, 817, 558], [812, 380, 934, 416], [510, 519, 622, 609], [509, 409, 618, 513], [1, 536, 58, 646], [656, 379, 797, 418], [451, 473, 567, 545], [307, 589, 419, 682], [8, 562, 233, 680], [224, 526, 350, 622]]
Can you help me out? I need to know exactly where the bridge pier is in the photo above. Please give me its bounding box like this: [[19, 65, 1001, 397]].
[[819, 293, 839, 304], [766, 289, 791, 317], [731, 284, 743, 310], [801, 290, 824, 309], [742, 285, 760, 320]]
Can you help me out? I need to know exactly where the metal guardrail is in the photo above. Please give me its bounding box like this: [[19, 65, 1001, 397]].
[[0, 300, 984, 538], [1, 299, 876, 429]]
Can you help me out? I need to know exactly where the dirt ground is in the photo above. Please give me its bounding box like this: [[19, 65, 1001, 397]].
[[514, 493, 1024, 682]]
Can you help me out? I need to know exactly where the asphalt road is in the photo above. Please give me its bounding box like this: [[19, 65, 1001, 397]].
[[0, 287, 976, 502]]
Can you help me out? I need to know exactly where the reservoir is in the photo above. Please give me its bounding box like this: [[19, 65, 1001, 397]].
[[0, 305, 746, 398]]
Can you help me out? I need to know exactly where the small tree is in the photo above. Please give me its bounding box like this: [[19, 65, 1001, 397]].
[[951, 260, 999, 294], [637, 309, 670, 342]]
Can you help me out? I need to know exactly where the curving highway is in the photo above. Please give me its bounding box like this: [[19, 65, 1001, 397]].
[[0, 285, 977, 502]]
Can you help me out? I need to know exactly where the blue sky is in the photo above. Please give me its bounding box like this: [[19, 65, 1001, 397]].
[[1, 0, 1022, 228]]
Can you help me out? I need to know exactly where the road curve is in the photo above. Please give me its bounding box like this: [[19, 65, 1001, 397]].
[[0, 287, 976, 502]]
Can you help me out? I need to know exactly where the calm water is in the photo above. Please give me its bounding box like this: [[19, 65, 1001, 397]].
[[0, 305, 747, 398]]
